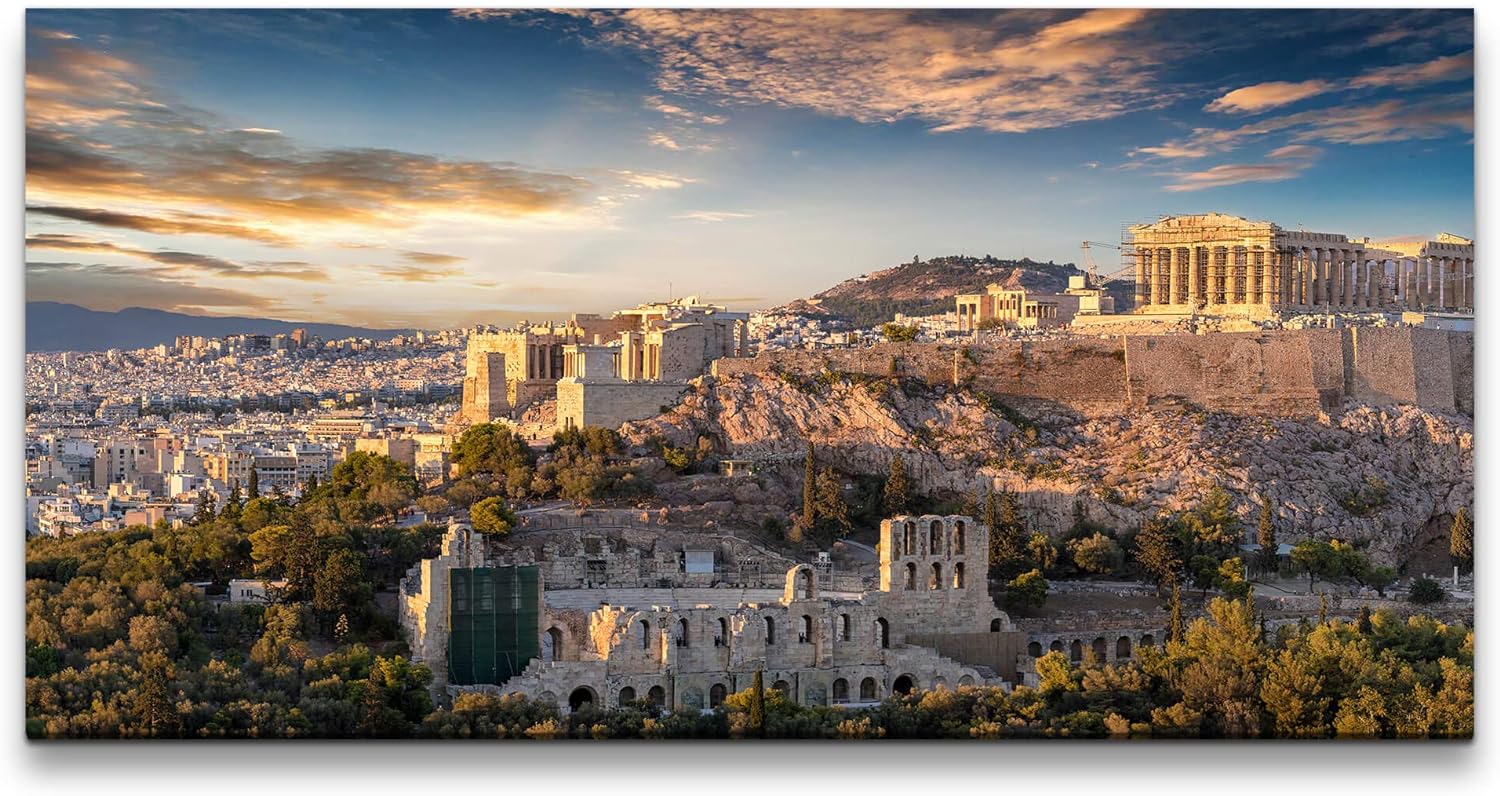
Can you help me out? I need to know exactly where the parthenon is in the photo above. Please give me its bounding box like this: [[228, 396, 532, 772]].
[[1127, 213, 1474, 316]]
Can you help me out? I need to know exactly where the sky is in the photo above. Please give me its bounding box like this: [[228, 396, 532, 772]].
[[22, 7, 1475, 329]]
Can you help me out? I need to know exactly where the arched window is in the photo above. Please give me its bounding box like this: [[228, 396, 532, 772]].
[[839, 614, 851, 642], [903, 522, 916, 556], [568, 687, 596, 711], [932, 676, 948, 690], [772, 679, 791, 698], [904, 562, 916, 590], [709, 683, 727, 708], [1049, 640, 1064, 653], [1028, 641, 1043, 657], [859, 677, 878, 701], [875, 617, 889, 649], [1116, 636, 1132, 660], [798, 568, 814, 599], [715, 617, 729, 647], [930, 562, 942, 590], [953, 562, 965, 589], [639, 620, 651, 650], [990, 618, 1002, 632], [1140, 633, 1156, 648], [618, 686, 636, 706], [1092, 637, 1108, 661], [543, 627, 563, 662], [958, 675, 974, 687], [677, 617, 690, 648], [832, 678, 850, 703], [892, 674, 915, 695], [929, 520, 942, 555], [953, 520, 966, 554], [646, 686, 666, 707], [1070, 640, 1083, 662], [764, 615, 776, 645], [800, 615, 813, 644]]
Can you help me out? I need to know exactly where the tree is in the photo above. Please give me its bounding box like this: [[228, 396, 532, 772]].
[[313, 548, 369, 621], [813, 467, 850, 538], [1134, 516, 1182, 593], [1182, 486, 1242, 552], [1067, 532, 1123, 575], [1450, 508, 1473, 574], [470, 496, 518, 537], [880, 323, 918, 343], [248, 468, 260, 499], [1256, 495, 1278, 571], [1168, 584, 1185, 644], [1291, 539, 1335, 593], [801, 443, 816, 530], [986, 491, 1026, 575], [193, 490, 216, 525], [133, 653, 179, 738], [1171, 598, 1263, 738], [749, 671, 766, 738], [1004, 569, 1048, 612], [1026, 533, 1057, 573], [882, 456, 910, 516], [1408, 577, 1447, 605]]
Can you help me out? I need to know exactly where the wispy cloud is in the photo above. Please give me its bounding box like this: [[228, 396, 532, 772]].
[[673, 211, 754, 223], [27, 261, 282, 313], [1163, 144, 1322, 192], [26, 204, 296, 246], [1349, 51, 1473, 90], [1205, 80, 1333, 114], [400, 250, 465, 266], [25, 233, 329, 281]]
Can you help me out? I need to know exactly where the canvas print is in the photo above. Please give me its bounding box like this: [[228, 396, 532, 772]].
[[23, 8, 1474, 741]]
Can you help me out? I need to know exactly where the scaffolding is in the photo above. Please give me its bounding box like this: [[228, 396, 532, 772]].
[[448, 565, 542, 687]]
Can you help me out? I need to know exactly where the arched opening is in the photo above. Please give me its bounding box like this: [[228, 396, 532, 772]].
[[798, 568, 814, 599], [764, 616, 776, 645], [639, 619, 651, 650], [929, 562, 942, 590], [932, 676, 948, 691], [568, 686, 596, 711], [892, 674, 915, 695], [1092, 637, 1107, 661], [958, 675, 974, 687], [832, 678, 849, 703], [646, 685, 666, 708], [800, 614, 814, 644], [929, 520, 942, 555], [1116, 636, 1132, 660], [859, 677, 878, 701], [1049, 640, 1064, 653], [953, 520, 966, 554], [839, 613, 851, 642], [617, 687, 636, 706], [1140, 633, 1155, 648], [715, 617, 729, 647], [677, 617, 690, 648], [904, 562, 917, 590], [875, 617, 889, 649], [903, 522, 916, 556], [990, 618, 1003, 632], [772, 679, 791, 698], [953, 562, 965, 589], [1028, 641, 1043, 657], [543, 626, 563, 662], [709, 683, 727, 708], [1070, 640, 1083, 662]]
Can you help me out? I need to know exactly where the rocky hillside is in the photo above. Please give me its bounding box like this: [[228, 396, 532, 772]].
[[780, 254, 1134, 326], [623, 372, 1472, 567]]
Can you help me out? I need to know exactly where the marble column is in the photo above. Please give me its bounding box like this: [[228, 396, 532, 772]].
[[1135, 248, 1150, 306], [1189, 246, 1203, 307], [1354, 256, 1367, 309]]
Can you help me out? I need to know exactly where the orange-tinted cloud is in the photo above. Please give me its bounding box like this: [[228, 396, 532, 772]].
[[1205, 80, 1333, 114], [27, 261, 283, 313], [25, 233, 329, 281], [27, 204, 296, 246]]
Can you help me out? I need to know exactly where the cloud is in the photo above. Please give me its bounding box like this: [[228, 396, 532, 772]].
[[26, 204, 296, 246], [27, 261, 282, 313], [673, 211, 754, 223], [1267, 144, 1323, 160], [1205, 80, 1333, 114], [400, 250, 466, 266], [645, 95, 726, 126], [610, 170, 693, 191], [1349, 51, 1473, 90], [25, 233, 329, 281], [647, 132, 681, 151], [511, 8, 1171, 134], [371, 264, 465, 283], [1163, 145, 1321, 192]]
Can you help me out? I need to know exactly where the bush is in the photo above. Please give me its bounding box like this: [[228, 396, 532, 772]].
[[880, 323, 919, 343], [470, 497, 517, 537], [1408, 577, 1447, 605], [1005, 569, 1048, 612]]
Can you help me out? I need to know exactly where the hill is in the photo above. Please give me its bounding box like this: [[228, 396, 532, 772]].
[[782, 255, 1135, 327], [25, 302, 417, 352]]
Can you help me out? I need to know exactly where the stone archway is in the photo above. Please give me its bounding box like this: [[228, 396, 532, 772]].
[[860, 677, 879, 701], [892, 674, 916, 695], [568, 686, 597, 711], [646, 685, 666, 707], [618, 686, 637, 706]]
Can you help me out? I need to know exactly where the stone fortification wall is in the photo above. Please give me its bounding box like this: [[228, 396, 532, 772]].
[[719, 328, 1471, 418]]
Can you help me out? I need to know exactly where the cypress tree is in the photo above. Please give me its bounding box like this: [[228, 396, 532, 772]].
[[248, 468, 260, 499], [1357, 604, 1373, 635], [1450, 507, 1473, 574], [882, 455, 910, 516], [1168, 584, 1185, 644], [749, 670, 766, 738], [1257, 495, 1278, 572]]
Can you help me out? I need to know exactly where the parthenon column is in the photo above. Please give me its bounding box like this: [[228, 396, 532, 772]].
[[1354, 255, 1367, 309], [1163, 248, 1177, 306], [1189, 246, 1203, 307], [1174, 248, 1189, 305], [1294, 248, 1307, 305], [1135, 248, 1150, 307]]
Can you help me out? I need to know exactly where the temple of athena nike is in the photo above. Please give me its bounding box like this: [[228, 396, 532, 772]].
[[1127, 213, 1473, 317]]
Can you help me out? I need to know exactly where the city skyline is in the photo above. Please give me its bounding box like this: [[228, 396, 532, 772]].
[[24, 8, 1475, 328]]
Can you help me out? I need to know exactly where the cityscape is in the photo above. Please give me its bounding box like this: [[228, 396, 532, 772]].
[[17, 5, 1481, 777]]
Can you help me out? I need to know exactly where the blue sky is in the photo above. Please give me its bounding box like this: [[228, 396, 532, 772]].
[[23, 8, 1474, 327]]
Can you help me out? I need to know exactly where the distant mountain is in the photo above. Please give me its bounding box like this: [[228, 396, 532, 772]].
[[25, 302, 418, 352], [780, 255, 1136, 327]]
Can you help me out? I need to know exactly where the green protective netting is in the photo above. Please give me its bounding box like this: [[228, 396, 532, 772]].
[[448, 566, 541, 686]]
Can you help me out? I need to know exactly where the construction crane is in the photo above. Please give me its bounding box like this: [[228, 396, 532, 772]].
[[1080, 240, 1135, 289]]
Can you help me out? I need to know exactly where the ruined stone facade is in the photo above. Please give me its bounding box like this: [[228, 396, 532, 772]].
[[400, 515, 1026, 713], [1127, 213, 1474, 316], [955, 285, 1077, 331], [459, 298, 749, 430]]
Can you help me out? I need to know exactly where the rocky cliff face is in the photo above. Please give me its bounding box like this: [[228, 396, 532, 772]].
[[623, 372, 1471, 566]]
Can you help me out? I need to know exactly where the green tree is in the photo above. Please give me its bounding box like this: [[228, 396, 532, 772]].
[[882, 456, 910, 516], [248, 468, 260, 499], [813, 467, 850, 539], [1256, 495, 1278, 571], [133, 653, 179, 738], [470, 496, 518, 537], [1408, 577, 1447, 605], [1182, 486, 1242, 552], [1067, 532, 1123, 575], [880, 323, 919, 343], [1004, 568, 1048, 612], [1026, 533, 1057, 574], [1291, 539, 1335, 593], [1134, 516, 1182, 594], [313, 548, 369, 621], [1171, 598, 1263, 738], [801, 442, 816, 530], [749, 671, 766, 738], [1168, 584, 1185, 644], [1449, 508, 1473, 574]]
